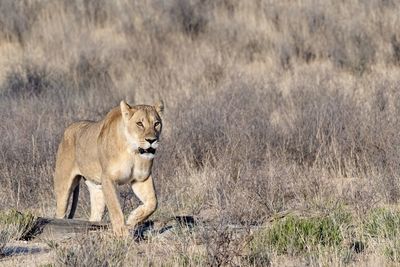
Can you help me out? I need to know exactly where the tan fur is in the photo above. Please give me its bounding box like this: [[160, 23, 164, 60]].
[[54, 100, 164, 236]]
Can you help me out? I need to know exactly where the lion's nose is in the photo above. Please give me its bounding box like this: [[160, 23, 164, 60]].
[[146, 138, 157, 144]]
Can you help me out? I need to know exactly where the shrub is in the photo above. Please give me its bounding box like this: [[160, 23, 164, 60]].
[[0, 209, 36, 240], [1, 63, 69, 97]]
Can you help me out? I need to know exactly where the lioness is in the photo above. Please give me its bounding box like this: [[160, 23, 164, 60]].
[[53, 100, 163, 236]]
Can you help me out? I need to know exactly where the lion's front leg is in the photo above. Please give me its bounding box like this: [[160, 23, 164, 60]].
[[127, 175, 158, 228], [101, 174, 129, 237]]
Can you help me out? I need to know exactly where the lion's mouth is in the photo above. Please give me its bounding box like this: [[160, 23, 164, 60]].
[[138, 147, 156, 155]]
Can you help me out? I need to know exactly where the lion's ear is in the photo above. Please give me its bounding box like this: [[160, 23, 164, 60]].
[[155, 100, 164, 116], [120, 100, 133, 121]]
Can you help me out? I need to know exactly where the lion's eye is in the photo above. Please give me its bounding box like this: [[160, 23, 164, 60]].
[[154, 121, 160, 127], [136, 122, 144, 127]]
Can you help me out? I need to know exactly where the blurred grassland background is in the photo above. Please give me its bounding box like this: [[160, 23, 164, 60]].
[[2, 0, 400, 265]]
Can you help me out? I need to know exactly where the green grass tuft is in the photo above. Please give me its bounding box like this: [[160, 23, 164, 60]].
[[364, 208, 400, 239], [363, 208, 400, 262], [251, 211, 351, 257]]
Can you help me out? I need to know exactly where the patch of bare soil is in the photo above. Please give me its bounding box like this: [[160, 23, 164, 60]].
[[1, 240, 52, 267]]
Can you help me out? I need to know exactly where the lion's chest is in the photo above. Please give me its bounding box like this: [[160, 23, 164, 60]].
[[132, 168, 151, 182], [109, 159, 133, 184], [109, 155, 151, 184]]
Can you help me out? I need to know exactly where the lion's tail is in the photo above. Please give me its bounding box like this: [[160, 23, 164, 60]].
[[68, 184, 80, 219]]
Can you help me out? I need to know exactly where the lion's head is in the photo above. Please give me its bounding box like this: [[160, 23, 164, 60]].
[[120, 100, 164, 159]]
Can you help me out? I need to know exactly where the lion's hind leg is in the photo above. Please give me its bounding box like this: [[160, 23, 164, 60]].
[[54, 137, 81, 219], [54, 172, 81, 219]]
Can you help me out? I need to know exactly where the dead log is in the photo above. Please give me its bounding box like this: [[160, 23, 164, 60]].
[[25, 217, 108, 240], [25, 215, 197, 241], [25, 215, 262, 242]]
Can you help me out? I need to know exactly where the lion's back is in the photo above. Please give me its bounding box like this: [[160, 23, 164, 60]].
[[58, 120, 99, 157]]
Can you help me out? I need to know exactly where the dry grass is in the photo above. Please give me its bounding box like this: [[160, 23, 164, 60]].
[[1, 0, 400, 265]]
